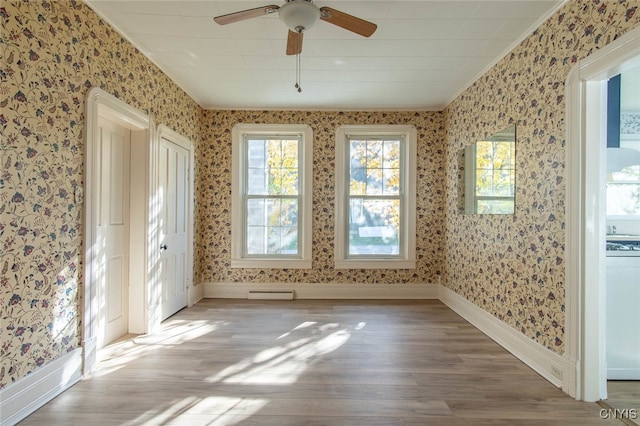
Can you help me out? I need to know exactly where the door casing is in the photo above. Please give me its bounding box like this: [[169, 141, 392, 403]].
[[565, 25, 640, 401], [84, 88, 156, 374]]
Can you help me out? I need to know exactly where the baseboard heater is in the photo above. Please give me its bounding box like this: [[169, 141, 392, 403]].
[[247, 290, 295, 300]]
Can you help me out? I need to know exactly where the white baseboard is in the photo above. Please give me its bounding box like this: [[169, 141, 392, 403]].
[[189, 282, 204, 306], [203, 282, 439, 300], [0, 348, 82, 426], [608, 368, 640, 380], [438, 285, 568, 388]]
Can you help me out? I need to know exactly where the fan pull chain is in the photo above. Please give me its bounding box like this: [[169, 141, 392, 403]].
[[295, 53, 302, 93]]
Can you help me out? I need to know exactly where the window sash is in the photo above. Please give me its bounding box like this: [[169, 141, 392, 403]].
[[244, 194, 301, 257], [232, 124, 312, 269], [243, 135, 302, 258], [345, 135, 406, 259]]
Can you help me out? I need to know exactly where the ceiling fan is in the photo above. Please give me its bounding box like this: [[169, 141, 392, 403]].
[[213, 0, 377, 56]]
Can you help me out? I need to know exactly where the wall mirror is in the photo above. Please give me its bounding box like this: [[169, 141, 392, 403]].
[[463, 125, 516, 214]]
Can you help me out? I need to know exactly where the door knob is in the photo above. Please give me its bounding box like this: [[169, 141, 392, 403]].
[[160, 243, 168, 251]]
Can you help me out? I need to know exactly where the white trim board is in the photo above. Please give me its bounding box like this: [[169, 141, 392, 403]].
[[565, 25, 640, 402], [0, 348, 82, 426], [203, 282, 439, 300], [438, 285, 567, 388], [84, 87, 154, 375]]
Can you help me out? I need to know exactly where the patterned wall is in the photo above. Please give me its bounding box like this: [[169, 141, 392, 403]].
[[195, 110, 445, 285], [3, 0, 639, 392], [1, 1, 201, 388], [444, 1, 640, 352]]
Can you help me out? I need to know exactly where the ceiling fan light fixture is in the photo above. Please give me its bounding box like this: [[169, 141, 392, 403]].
[[279, 0, 320, 32]]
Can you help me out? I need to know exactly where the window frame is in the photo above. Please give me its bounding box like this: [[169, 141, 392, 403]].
[[231, 123, 313, 269], [334, 125, 417, 269], [468, 140, 516, 214]]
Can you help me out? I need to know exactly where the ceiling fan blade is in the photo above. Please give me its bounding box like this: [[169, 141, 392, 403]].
[[319, 7, 377, 37], [286, 30, 303, 55], [214, 5, 280, 25]]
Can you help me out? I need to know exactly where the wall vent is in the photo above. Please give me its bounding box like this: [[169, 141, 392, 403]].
[[248, 290, 295, 300]]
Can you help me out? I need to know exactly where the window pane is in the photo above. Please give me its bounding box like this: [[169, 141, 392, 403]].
[[248, 168, 267, 194], [475, 140, 515, 201], [383, 140, 400, 168], [477, 199, 515, 214], [349, 139, 401, 197], [366, 172, 383, 195], [476, 169, 493, 196], [266, 138, 299, 196], [348, 198, 400, 255], [246, 197, 299, 255], [248, 139, 265, 167], [383, 168, 400, 194], [607, 165, 640, 216], [247, 226, 265, 254], [247, 199, 265, 226], [265, 226, 298, 254], [607, 184, 640, 215]]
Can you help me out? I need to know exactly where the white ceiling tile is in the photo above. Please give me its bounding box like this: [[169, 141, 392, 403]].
[[440, 39, 488, 57], [387, 1, 478, 19], [455, 19, 509, 40], [417, 19, 467, 40], [375, 19, 425, 40]]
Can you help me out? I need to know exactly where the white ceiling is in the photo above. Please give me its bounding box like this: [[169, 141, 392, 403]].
[[85, 0, 563, 110]]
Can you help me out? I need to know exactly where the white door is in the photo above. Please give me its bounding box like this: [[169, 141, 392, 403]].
[[98, 117, 131, 347], [158, 136, 189, 319]]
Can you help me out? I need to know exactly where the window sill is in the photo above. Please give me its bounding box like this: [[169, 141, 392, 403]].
[[334, 259, 416, 270], [231, 259, 312, 269]]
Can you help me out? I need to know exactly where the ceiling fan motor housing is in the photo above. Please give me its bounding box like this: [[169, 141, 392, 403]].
[[279, 0, 320, 32]]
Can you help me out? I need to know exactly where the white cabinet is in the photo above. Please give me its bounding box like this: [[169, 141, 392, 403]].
[[606, 256, 640, 380]]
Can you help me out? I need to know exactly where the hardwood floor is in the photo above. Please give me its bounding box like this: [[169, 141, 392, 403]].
[[20, 300, 621, 425], [602, 381, 640, 426]]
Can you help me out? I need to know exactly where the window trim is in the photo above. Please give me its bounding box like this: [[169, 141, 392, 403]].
[[334, 125, 417, 269], [231, 123, 313, 269]]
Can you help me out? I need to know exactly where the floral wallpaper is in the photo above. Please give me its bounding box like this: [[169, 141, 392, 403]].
[[195, 110, 446, 285], [1, 1, 200, 388], [2, 0, 639, 395], [444, 0, 640, 352]]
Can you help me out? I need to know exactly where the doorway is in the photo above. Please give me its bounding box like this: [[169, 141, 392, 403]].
[[84, 88, 152, 374], [566, 26, 640, 404], [96, 115, 134, 348], [156, 125, 194, 320], [84, 89, 195, 374]]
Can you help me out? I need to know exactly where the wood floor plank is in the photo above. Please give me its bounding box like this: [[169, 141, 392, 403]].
[[19, 299, 624, 425]]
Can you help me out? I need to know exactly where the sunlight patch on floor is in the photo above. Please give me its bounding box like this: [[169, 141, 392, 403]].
[[94, 319, 221, 376], [124, 396, 268, 425], [207, 322, 354, 385]]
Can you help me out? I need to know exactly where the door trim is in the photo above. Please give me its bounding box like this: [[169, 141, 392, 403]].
[[84, 88, 155, 374], [156, 125, 196, 310], [565, 26, 640, 401]]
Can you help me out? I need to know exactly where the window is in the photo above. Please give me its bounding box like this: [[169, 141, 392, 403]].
[[231, 124, 312, 268], [607, 163, 640, 217], [335, 125, 416, 269], [472, 139, 516, 214]]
